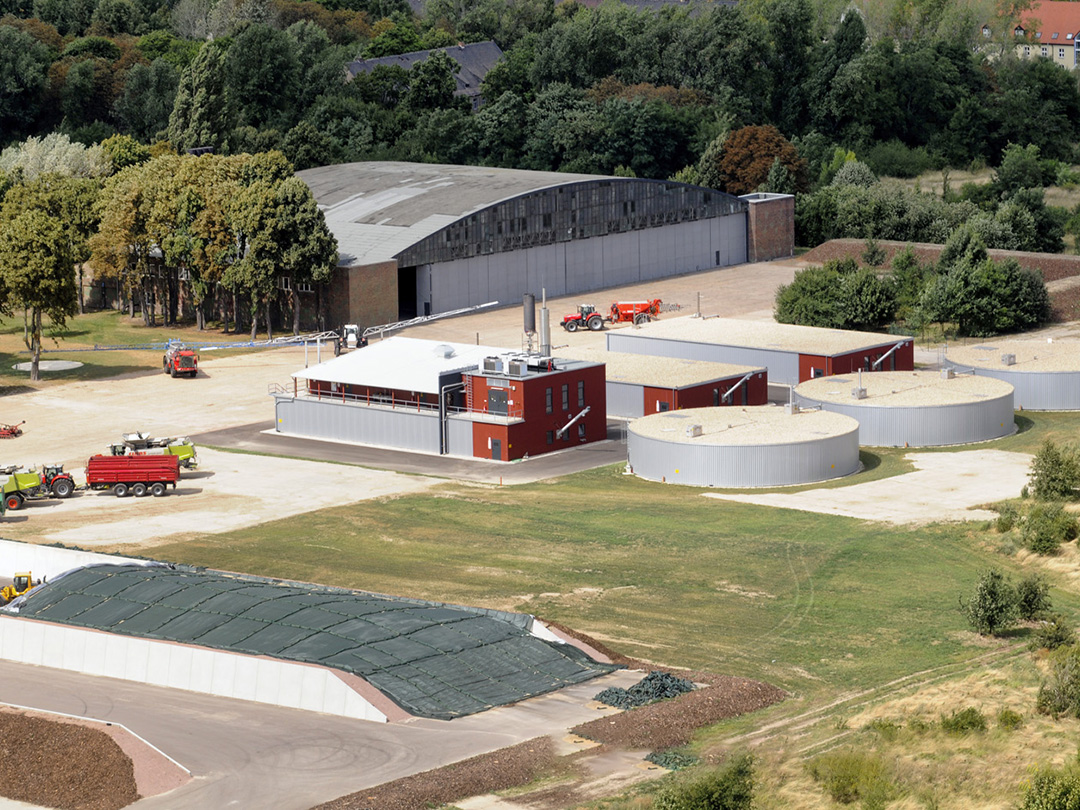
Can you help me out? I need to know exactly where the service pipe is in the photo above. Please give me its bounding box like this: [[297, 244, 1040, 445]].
[[871, 341, 907, 370]]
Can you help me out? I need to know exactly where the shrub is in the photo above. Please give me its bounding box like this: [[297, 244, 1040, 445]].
[[1036, 646, 1080, 717], [867, 718, 900, 741], [940, 707, 988, 734], [997, 503, 1019, 533], [961, 570, 1017, 635], [998, 708, 1024, 730], [832, 160, 877, 189], [861, 237, 887, 267], [1032, 614, 1076, 651], [1017, 574, 1053, 620], [807, 750, 895, 805], [1023, 502, 1079, 555], [1020, 766, 1080, 809], [775, 259, 896, 331], [865, 139, 933, 178], [1029, 440, 1080, 501], [654, 753, 754, 810]]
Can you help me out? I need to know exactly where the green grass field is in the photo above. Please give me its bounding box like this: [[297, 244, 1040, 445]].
[[150, 413, 1080, 701]]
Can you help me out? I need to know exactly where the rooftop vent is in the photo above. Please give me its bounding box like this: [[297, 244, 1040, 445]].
[[686, 424, 703, 438], [1001, 353, 1016, 366], [941, 367, 956, 379], [434, 344, 456, 359], [852, 387, 867, 399]]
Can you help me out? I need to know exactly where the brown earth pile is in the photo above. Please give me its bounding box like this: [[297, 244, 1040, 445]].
[[0, 709, 139, 810], [312, 737, 564, 810], [571, 673, 787, 751], [801, 238, 1080, 283]]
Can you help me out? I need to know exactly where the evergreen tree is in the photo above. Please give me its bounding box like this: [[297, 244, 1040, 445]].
[[168, 41, 232, 153]]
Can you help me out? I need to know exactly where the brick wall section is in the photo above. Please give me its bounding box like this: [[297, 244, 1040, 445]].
[[326, 261, 399, 329], [744, 195, 795, 262]]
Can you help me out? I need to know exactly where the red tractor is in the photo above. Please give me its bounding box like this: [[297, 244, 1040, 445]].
[[561, 305, 606, 332], [40, 464, 76, 498], [562, 299, 664, 332], [163, 342, 198, 378]]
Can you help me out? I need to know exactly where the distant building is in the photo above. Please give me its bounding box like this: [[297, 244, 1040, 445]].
[[982, 0, 1080, 67], [298, 161, 793, 331], [346, 41, 504, 109]]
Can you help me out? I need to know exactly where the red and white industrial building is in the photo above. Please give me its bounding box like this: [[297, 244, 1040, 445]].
[[557, 346, 767, 419], [607, 317, 915, 386], [273, 337, 606, 461]]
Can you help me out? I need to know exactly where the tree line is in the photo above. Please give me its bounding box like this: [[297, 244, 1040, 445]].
[[3, 0, 1080, 186], [0, 139, 336, 379]]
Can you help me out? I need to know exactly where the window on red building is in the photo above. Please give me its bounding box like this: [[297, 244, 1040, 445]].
[[577, 380, 585, 407], [561, 384, 569, 410], [545, 387, 552, 414]]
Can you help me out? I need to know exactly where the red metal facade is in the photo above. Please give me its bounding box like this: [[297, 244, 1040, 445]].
[[467, 364, 607, 461], [640, 371, 769, 413], [797, 340, 914, 382]]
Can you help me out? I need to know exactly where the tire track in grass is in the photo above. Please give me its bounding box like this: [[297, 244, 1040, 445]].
[[714, 643, 1026, 753]]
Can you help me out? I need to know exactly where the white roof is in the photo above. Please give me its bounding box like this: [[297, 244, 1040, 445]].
[[293, 337, 506, 394], [629, 316, 907, 356]]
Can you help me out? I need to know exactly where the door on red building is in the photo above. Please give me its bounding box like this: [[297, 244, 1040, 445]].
[[488, 389, 508, 415], [491, 439, 502, 460]]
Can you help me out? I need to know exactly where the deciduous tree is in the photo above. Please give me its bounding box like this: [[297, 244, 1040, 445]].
[[0, 210, 76, 381]]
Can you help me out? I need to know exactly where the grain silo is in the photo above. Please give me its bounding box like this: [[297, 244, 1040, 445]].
[[794, 370, 1015, 447], [627, 406, 859, 487], [946, 339, 1080, 411]]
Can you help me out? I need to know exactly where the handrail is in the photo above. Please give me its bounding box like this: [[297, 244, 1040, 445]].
[[273, 385, 524, 419]]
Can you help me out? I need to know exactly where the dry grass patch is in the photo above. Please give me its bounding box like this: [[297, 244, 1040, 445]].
[[750, 661, 1080, 808]]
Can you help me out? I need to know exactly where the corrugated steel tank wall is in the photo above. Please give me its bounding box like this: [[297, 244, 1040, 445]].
[[793, 392, 1016, 447], [608, 333, 802, 385], [947, 365, 1080, 411], [627, 427, 860, 487], [421, 215, 746, 314], [275, 396, 442, 453]]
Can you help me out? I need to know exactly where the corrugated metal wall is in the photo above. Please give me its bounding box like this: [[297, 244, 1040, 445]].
[[423, 215, 746, 314], [607, 381, 645, 419], [794, 393, 1015, 447], [275, 396, 442, 454], [948, 365, 1080, 411], [608, 333, 802, 386], [446, 416, 474, 456], [627, 428, 860, 487]]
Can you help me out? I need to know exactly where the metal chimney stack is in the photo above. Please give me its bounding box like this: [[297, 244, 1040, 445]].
[[523, 293, 536, 335], [540, 288, 551, 357]]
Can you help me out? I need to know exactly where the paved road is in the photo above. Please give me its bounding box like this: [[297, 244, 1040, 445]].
[[0, 659, 638, 809], [192, 421, 631, 485]]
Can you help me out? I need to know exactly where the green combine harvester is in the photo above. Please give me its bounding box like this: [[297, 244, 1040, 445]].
[[110, 432, 198, 469]]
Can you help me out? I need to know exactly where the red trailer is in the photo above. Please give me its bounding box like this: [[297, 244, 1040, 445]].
[[86, 454, 180, 497]]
